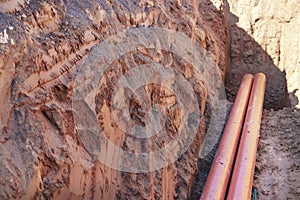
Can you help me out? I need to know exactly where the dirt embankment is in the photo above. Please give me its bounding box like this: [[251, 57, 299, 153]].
[[226, 0, 300, 109], [0, 0, 299, 199], [0, 0, 229, 199]]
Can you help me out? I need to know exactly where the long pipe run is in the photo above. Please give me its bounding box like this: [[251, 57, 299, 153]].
[[200, 74, 254, 200], [227, 73, 266, 200]]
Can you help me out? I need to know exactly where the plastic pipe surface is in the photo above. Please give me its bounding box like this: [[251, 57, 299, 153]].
[[227, 73, 266, 200], [200, 74, 254, 200]]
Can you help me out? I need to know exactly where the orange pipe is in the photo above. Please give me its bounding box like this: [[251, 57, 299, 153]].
[[227, 73, 266, 200], [200, 74, 254, 200]]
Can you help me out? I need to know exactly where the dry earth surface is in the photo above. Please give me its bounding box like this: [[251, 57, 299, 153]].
[[0, 0, 229, 199], [0, 0, 299, 199], [254, 108, 300, 200]]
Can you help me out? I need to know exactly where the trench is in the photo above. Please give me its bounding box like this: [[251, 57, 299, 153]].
[[0, 0, 299, 199], [191, 0, 299, 198]]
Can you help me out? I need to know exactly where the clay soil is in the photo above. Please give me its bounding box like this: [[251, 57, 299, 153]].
[[0, 0, 299, 199]]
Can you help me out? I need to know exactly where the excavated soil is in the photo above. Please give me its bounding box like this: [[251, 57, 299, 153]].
[[254, 108, 300, 200], [0, 0, 230, 199], [0, 0, 299, 199]]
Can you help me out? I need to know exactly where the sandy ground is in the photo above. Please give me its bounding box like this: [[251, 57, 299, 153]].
[[254, 108, 300, 200]]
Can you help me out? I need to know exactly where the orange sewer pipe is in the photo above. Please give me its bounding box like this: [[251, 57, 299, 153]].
[[227, 73, 266, 200], [200, 74, 254, 200]]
